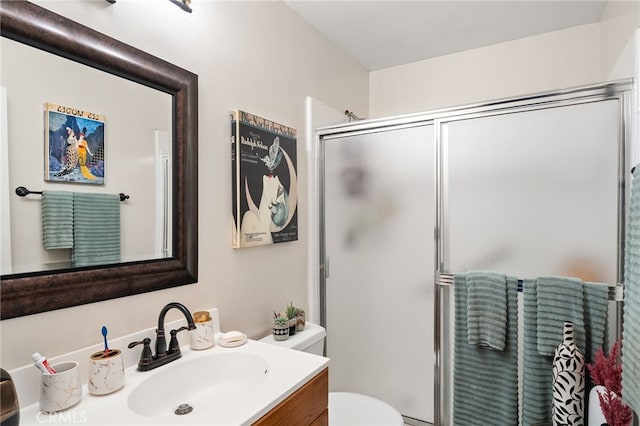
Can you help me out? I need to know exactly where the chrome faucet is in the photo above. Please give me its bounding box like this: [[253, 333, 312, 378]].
[[128, 302, 197, 371]]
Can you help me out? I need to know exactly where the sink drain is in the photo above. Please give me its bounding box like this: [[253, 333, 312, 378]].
[[175, 403, 193, 415]]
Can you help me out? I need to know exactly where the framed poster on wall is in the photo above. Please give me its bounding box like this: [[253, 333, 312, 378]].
[[45, 102, 105, 184], [231, 110, 298, 248]]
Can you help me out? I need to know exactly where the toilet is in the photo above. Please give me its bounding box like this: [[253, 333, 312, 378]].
[[259, 322, 404, 426]]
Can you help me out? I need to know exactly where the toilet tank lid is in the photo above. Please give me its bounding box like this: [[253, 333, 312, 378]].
[[259, 321, 326, 351]]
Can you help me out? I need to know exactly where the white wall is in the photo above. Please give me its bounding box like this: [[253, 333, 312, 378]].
[[369, 23, 601, 118], [370, 0, 639, 118], [0, 0, 368, 369], [0, 88, 10, 274], [597, 0, 640, 167], [600, 0, 639, 81]]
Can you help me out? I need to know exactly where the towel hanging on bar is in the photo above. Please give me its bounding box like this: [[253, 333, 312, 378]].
[[466, 271, 508, 351], [622, 166, 640, 414], [453, 273, 519, 425], [42, 191, 74, 249], [37, 190, 123, 268], [72, 192, 121, 267]]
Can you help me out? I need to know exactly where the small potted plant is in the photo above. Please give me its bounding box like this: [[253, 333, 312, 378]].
[[286, 302, 297, 336], [295, 307, 306, 332], [272, 312, 289, 341]]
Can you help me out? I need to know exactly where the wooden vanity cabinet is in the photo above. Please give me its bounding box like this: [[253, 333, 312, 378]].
[[254, 368, 328, 426]]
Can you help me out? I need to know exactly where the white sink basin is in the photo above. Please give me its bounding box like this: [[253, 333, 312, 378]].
[[127, 352, 269, 418]]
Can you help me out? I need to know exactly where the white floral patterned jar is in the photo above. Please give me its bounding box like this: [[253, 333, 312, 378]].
[[39, 361, 82, 412], [88, 349, 125, 395]]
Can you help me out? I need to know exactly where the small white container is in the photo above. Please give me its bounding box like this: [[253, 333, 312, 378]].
[[588, 385, 607, 426], [39, 361, 82, 413], [88, 349, 125, 395], [190, 311, 215, 350]]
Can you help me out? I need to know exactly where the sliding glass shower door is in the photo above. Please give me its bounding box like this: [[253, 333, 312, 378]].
[[322, 124, 435, 423], [438, 98, 622, 425], [318, 80, 630, 426]]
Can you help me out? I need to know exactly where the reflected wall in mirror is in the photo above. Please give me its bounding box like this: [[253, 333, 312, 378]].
[[2, 37, 173, 274], [0, 0, 198, 319]]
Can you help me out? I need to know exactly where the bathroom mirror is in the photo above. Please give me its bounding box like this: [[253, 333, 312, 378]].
[[0, 1, 198, 319]]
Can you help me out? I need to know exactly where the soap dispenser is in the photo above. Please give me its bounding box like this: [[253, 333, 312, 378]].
[[190, 311, 215, 350], [0, 368, 19, 426]]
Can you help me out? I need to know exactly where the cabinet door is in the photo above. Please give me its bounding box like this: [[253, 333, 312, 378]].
[[253, 368, 328, 426]]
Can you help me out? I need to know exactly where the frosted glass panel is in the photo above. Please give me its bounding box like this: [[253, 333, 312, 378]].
[[445, 100, 619, 284], [324, 125, 435, 422]]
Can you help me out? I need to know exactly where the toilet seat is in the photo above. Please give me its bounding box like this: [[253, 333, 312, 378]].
[[329, 392, 404, 426]]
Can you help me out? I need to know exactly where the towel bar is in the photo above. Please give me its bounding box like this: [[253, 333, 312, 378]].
[[436, 272, 623, 301], [15, 186, 129, 202]]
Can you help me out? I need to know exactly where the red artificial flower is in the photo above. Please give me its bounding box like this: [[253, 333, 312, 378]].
[[597, 387, 633, 426], [588, 341, 623, 395], [587, 341, 633, 426]]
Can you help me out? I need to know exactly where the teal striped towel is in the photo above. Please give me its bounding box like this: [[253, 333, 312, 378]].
[[72, 193, 121, 267], [522, 279, 553, 426], [453, 273, 519, 426], [467, 271, 508, 351], [42, 191, 74, 249], [523, 279, 608, 426], [583, 282, 609, 363], [623, 167, 640, 414], [536, 276, 585, 355]]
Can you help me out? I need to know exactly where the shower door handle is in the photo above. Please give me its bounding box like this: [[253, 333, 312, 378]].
[[323, 256, 330, 279]]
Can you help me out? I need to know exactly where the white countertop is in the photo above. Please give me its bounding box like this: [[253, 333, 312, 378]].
[[18, 339, 329, 426]]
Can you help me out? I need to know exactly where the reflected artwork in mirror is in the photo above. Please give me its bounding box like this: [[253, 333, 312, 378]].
[[0, 0, 198, 319]]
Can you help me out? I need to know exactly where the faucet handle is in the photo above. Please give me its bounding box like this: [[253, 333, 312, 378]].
[[127, 337, 152, 349], [128, 338, 153, 368], [168, 327, 190, 354]]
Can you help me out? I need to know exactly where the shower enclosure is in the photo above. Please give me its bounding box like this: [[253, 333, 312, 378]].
[[317, 80, 631, 425]]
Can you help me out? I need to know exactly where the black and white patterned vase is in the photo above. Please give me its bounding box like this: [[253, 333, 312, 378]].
[[552, 321, 585, 425], [272, 324, 289, 341]]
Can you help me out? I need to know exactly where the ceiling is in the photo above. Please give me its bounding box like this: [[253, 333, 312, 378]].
[[284, 1, 608, 71]]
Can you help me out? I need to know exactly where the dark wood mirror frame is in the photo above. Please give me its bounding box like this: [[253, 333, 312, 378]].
[[0, 0, 198, 319]]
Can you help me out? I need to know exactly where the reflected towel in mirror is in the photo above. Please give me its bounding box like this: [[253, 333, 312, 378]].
[[42, 191, 74, 249], [72, 192, 121, 267]]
